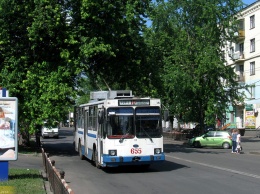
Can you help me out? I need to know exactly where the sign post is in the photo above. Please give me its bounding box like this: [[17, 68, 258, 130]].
[[0, 88, 18, 181]]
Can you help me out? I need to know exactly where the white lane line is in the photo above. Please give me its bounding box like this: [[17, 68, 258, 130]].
[[166, 155, 260, 179]]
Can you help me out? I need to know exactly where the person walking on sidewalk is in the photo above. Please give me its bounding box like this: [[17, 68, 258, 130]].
[[236, 130, 242, 154], [231, 129, 238, 153]]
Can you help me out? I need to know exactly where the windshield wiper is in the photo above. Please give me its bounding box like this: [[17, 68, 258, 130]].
[[142, 128, 153, 143], [119, 128, 131, 143]]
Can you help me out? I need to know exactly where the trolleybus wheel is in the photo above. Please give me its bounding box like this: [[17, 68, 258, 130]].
[[78, 142, 85, 160], [94, 149, 101, 169]]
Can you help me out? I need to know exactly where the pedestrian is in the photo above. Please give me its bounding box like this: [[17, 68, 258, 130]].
[[231, 129, 238, 153], [236, 130, 242, 154]]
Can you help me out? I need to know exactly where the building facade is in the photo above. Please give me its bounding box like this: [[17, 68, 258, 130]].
[[225, 1, 260, 129]]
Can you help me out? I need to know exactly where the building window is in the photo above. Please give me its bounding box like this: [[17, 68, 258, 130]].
[[250, 85, 255, 99], [250, 38, 255, 52], [239, 64, 244, 72], [239, 43, 244, 57], [250, 61, 255, 75], [238, 65, 244, 81], [250, 15, 255, 29]]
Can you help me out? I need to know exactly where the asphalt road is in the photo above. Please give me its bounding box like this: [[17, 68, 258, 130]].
[[9, 128, 260, 194]]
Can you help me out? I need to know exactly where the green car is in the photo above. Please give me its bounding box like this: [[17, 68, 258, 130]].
[[188, 131, 232, 149]]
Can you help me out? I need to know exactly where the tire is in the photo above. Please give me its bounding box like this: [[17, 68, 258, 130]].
[[222, 142, 230, 149], [78, 142, 85, 160], [94, 149, 101, 169], [193, 141, 201, 148], [73, 141, 77, 152]]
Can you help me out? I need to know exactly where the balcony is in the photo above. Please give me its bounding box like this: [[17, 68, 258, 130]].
[[234, 30, 245, 41], [231, 52, 245, 62], [236, 73, 245, 83], [235, 19, 245, 41]]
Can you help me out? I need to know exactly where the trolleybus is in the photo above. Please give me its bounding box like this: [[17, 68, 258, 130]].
[[73, 90, 165, 168]]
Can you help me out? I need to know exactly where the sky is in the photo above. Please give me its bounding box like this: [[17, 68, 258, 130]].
[[243, 0, 258, 6]]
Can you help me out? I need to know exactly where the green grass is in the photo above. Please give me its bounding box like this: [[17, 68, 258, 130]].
[[0, 169, 45, 194], [0, 139, 44, 194]]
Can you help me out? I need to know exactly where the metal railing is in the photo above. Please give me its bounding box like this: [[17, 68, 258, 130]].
[[42, 148, 74, 194]]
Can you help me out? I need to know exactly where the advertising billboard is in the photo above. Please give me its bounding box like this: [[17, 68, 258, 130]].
[[0, 97, 18, 161], [245, 110, 256, 129]]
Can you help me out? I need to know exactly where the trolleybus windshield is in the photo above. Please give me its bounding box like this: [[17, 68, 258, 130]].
[[106, 107, 162, 139], [136, 107, 162, 138], [107, 107, 134, 139]]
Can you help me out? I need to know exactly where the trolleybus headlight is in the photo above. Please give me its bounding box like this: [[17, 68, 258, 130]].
[[109, 150, 117, 156], [154, 148, 161, 154]]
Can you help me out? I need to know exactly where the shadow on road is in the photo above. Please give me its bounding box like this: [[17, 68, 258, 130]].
[[40, 128, 78, 157], [103, 159, 188, 174]]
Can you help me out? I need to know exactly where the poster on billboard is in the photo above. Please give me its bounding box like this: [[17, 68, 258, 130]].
[[245, 111, 256, 129], [0, 97, 18, 161]]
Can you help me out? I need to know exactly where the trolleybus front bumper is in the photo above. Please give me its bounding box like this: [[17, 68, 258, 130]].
[[102, 153, 165, 167]]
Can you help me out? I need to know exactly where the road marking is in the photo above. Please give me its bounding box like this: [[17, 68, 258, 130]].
[[166, 155, 260, 179]]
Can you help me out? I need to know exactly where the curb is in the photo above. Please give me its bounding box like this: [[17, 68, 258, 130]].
[[40, 170, 53, 194]]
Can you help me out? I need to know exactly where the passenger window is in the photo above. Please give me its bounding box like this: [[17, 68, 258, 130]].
[[206, 131, 214, 137], [215, 132, 223, 137]]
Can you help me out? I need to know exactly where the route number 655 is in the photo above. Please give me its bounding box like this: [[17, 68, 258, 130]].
[[130, 148, 142, 154]]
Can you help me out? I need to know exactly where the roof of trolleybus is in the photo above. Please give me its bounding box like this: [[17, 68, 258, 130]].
[[79, 98, 161, 108]]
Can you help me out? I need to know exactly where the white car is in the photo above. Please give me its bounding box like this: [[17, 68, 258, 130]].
[[41, 125, 59, 138]]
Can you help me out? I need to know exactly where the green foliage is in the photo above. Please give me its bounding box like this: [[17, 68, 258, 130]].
[[0, 0, 77, 136], [0, 0, 152, 138], [78, 0, 151, 95], [147, 0, 244, 126], [0, 0, 248, 136]]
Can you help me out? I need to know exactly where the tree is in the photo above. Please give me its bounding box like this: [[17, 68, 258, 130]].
[[0, 0, 78, 145], [77, 0, 151, 95], [0, 0, 154, 146], [147, 0, 245, 131]]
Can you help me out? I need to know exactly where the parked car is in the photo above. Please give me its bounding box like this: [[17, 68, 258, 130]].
[[188, 130, 232, 149], [41, 124, 59, 139]]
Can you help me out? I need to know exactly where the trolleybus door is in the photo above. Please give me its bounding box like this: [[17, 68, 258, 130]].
[[84, 109, 88, 156], [96, 125, 102, 166], [96, 109, 104, 166]]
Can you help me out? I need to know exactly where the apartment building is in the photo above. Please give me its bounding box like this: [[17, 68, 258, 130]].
[[225, 0, 260, 130]]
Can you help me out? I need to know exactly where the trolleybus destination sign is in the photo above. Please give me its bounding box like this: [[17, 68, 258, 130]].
[[118, 99, 150, 106]]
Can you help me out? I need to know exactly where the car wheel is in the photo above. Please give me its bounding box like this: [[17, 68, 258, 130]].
[[222, 142, 230, 149], [193, 141, 201, 148]]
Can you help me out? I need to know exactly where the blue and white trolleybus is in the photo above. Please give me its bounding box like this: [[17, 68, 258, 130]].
[[73, 90, 165, 168]]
